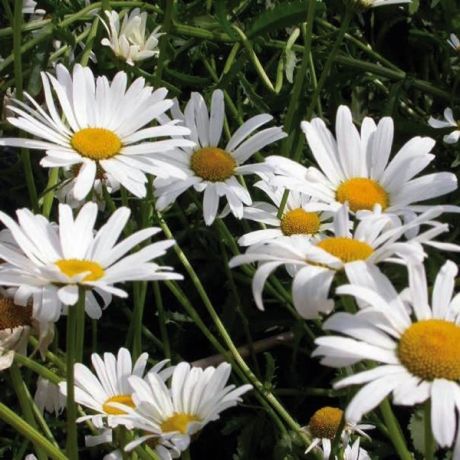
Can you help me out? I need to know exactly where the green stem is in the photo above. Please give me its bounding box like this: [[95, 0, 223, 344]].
[[305, 8, 353, 120], [75, 288, 86, 363], [41, 168, 59, 219], [132, 281, 147, 359], [9, 362, 47, 460], [79, 16, 99, 66], [154, 282, 171, 359], [14, 353, 62, 384], [13, 0, 39, 212], [66, 290, 85, 459], [424, 400, 435, 460], [380, 398, 412, 460], [155, 0, 175, 87], [0, 402, 67, 460]]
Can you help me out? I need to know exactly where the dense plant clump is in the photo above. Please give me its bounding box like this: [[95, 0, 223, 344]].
[[0, 0, 459, 459]]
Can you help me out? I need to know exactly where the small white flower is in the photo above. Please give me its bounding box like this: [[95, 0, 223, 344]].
[[230, 204, 456, 319], [0, 202, 183, 323], [117, 362, 252, 454], [428, 107, 460, 144], [153, 90, 287, 225], [59, 347, 172, 428], [448, 33, 460, 51], [101, 9, 162, 66], [313, 260, 460, 453], [22, 0, 45, 18], [34, 376, 66, 415], [268, 105, 457, 217], [343, 439, 371, 460], [304, 406, 373, 459], [238, 180, 334, 247], [0, 64, 194, 200]]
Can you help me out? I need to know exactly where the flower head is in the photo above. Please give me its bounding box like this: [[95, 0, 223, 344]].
[[59, 347, 172, 428], [0, 202, 182, 323], [101, 9, 162, 66], [153, 90, 286, 225], [268, 105, 457, 217], [230, 204, 457, 319], [428, 107, 460, 144], [448, 33, 460, 52], [117, 362, 252, 454], [0, 64, 193, 200], [312, 260, 460, 451]]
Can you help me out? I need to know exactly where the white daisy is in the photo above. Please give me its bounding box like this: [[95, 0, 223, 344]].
[[58, 347, 172, 428], [304, 406, 373, 459], [238, 180, 334, 247], [267, 105, 457, 217], [312, 259, 460, 452], [34, 376, 66, 415], [229, 204, 455, 319], [116, 362, 252, 454], [101, 9, 162, 66], [0, 295, 53, 371], [448, 33, 460, 52], [428, 107, 460, 144], [343, 439, 371, 460], [153, 90, 287, 225], [0, 202, 182, 323], [0, 64, 194, 200]]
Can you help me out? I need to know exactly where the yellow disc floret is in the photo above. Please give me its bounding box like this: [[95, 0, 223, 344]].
[[280, 209, 321, 236], [316, 237, 374, 263], [55, 259, 105, 282], [398, 319, 460, 381], [0, 297, 32, 330], [190, 147, 236, 182], [102, 395, 135, 415], [71, 128, 122, 160], [160, 412, 201, 434], [308, 407, 343, 439], [336, 178, 389, 212]]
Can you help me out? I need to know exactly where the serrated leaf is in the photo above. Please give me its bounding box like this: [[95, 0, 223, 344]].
[[408, 408, 425, 454], [263, 352, 277, 386], [247, 1, 308, 39]]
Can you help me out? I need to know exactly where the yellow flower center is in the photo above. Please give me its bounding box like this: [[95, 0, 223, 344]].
[[398, 319, 460, 381], [309, 407, 343, 439], [316, 237, 374, 263], [0, 297, 32, 330], [71, 128, 122, 160], [160, 412, 201, 434], [336, 178, 389, 212], [280, 208, 321, 236], [55, 259, 105, 282], [102, 394, 135, 415], [190, 147, 236, 182]]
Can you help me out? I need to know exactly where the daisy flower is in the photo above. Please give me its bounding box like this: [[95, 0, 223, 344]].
[[101, 9, 162, 66], [58, 347, 172, 428], [0, 295, 53, 371], [448, 33, 460, 52], [229, 204, 456, 319], [304, 406, 373, 459], [238, 180, 334, 247], [0, 202, 182, 323], [116, 362, 252, 454], [34, 376, 66, 416], [267, 105, 457, 217], [0, 64, 193, 200], [312, 260, 460, 452], [153, 90, 287, 225], [343, 439, 371, 460], [428, 107, 460, 144]]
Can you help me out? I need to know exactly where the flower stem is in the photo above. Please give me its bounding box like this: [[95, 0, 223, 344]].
[[424, 400, 435, 460], [66, 289, 85, 459], [13, 0, 39, 212], [9, 362, 47, 460], [154, 282, 171, 359], [0, 401, 67, 460], [380, 398, 412, 460]]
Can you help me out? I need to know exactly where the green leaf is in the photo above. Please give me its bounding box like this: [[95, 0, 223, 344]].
[[246, 1, 308, 39], [408, 408, 424, 454]]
